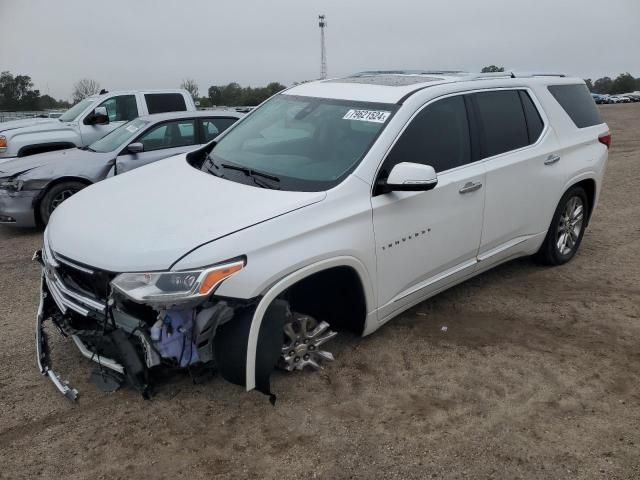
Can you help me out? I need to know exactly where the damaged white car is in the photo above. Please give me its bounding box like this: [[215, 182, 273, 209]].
[[35, 71, 609, 400]]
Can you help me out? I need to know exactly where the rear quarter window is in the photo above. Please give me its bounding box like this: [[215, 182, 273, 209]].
[[145, 93, 187, 114], [547, 84, 603, 128]]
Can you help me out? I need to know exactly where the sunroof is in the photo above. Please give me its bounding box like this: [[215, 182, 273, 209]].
[[328, 74, 444, 87]]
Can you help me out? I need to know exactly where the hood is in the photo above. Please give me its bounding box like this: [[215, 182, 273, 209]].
[[0, 148, 109, 178], [47, 155, 326, 272], [0, 120, 76, 140], [0, 117, 60, 133]]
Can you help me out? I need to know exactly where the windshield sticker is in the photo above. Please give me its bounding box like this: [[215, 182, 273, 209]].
[[125, 125, 139, 133], [343, 109, 391, 123]]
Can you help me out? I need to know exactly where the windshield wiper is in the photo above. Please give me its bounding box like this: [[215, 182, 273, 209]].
[[219, 162, 281, 189]]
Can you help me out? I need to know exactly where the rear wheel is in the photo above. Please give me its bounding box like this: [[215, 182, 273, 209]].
[[535, 186, 588, 265], [39, 181, 87, 225]]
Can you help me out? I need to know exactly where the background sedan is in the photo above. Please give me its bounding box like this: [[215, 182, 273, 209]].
[[0, 110, 243, 226]]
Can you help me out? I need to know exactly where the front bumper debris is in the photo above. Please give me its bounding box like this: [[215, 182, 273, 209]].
[[35, 272, 79, 401], [34, 245, 286, 403]]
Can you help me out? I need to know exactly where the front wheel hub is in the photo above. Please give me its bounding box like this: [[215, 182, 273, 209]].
[[278, 313, 337, 372]]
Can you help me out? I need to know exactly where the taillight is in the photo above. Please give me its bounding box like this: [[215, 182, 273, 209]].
[[599, 133, 611, 149]]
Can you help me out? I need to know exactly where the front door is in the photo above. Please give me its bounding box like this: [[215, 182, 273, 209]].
[[117, 118, 197, 174], [372, 94, 486, 322]]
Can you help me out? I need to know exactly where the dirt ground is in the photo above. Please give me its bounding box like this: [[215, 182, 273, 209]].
[[1, 105, 639, 480]]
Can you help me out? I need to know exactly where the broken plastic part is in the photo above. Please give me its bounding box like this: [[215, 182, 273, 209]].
[[214, 300, 290, 404], [36, 275, 79, 401]]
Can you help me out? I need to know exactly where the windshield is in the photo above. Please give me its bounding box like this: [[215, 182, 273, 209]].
[[89, 118, 149, 153], [58, 98, 96, 122], [204, 94, 398, 191]]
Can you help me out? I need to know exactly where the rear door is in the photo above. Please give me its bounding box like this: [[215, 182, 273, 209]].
[[473, 89, 564, 265], [116, 119, 197, 174], [372, 94, 486, 322]]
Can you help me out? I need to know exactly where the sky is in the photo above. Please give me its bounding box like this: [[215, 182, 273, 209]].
[[1, 0, 639, 100]]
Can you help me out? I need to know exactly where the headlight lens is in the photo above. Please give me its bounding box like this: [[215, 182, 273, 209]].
[[111, 259, 245, 305], [0, 178, 23, 192], [0, 136, 7, 152]]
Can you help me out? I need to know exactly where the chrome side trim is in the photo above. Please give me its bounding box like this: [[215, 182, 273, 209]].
[[71, 335, 125, 374], [477, 235, 534, 262], [390, 258, 477, 305]]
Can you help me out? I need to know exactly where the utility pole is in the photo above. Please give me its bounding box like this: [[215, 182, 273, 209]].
[[319, 14, 327, 79]]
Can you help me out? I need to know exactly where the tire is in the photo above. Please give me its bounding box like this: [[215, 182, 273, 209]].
[[39, 181, 87, 225], [535, 186, 589, 266]]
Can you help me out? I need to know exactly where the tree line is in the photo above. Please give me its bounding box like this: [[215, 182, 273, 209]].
[[482, 66, 639, 95], [3, 68, 639, 112], [0, 71, 71, 111], [180, 78, 287, 107]]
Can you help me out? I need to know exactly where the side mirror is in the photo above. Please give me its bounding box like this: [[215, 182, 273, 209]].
[[381, 162, 438, 193], [85, 106, 109, 125], [127, 142, 144, 154]]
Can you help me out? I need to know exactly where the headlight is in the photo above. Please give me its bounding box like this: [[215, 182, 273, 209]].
[[111, 259, 245, 306], [0, 136, 7, 152], [0, 177, 23, 192]]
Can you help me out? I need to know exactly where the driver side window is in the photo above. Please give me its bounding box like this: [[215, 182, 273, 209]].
[[381, 95, 472, 178], [96, 95, 138, 122]]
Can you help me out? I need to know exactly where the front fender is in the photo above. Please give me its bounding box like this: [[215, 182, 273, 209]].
[[10, 125, 81, 156], [242, 256, 376, 391]]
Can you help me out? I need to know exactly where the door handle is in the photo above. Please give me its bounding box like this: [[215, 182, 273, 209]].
[[459, 181, 483, 194], [544, 154, 561, 165]]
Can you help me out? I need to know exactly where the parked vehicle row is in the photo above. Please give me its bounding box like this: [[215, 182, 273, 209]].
[[30, 71, 610, 401], [0, 89, 196, 161], [0, 110, 242, 226], [591, 92, 640, 104]]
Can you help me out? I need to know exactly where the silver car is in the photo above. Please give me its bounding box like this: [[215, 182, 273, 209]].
[[0, 110, 242, 226]]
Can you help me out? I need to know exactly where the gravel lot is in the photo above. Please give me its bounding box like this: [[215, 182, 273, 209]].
[[1, 105, 639, 480]]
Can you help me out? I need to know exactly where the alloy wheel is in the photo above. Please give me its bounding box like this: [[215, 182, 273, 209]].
[[556, 196, 584, 256], [49, 189, 77, 213], [278, 313, 337, 371]]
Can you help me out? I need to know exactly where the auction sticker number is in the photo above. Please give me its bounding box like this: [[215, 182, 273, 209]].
[[343, 109, 391, 123]]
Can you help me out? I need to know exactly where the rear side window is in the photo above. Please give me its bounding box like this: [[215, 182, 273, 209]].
[[145, 93, 187, 115], [472, 90, 529, 158], [547, 84, 603, 128], [200, 117, 238, 143], [382, 95, 471, 174], [519, 91, 544, 143], [139, 119, 196, 151]]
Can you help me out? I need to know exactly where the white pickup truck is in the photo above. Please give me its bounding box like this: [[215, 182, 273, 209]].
[[0, 89, 195, 161]]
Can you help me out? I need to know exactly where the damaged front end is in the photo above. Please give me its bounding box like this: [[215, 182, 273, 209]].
[[33, 244, 280, 401]]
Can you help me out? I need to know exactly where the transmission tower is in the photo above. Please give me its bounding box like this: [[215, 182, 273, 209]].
[[319, 14, 327, 79]]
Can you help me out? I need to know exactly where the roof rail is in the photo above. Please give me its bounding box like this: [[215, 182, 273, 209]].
[[513, 72, 566, 78], [347, 70, 568, 82], [352, 70, 466, 77], [457, 71, 567, 81]]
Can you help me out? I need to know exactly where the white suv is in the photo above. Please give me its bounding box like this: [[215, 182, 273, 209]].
[[36, 71, 610, 400]]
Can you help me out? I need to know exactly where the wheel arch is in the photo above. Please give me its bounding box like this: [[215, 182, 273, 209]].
[[244, 256, 375, 391], [563, 175, 597, 224], [18, 142, 77, 158]]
